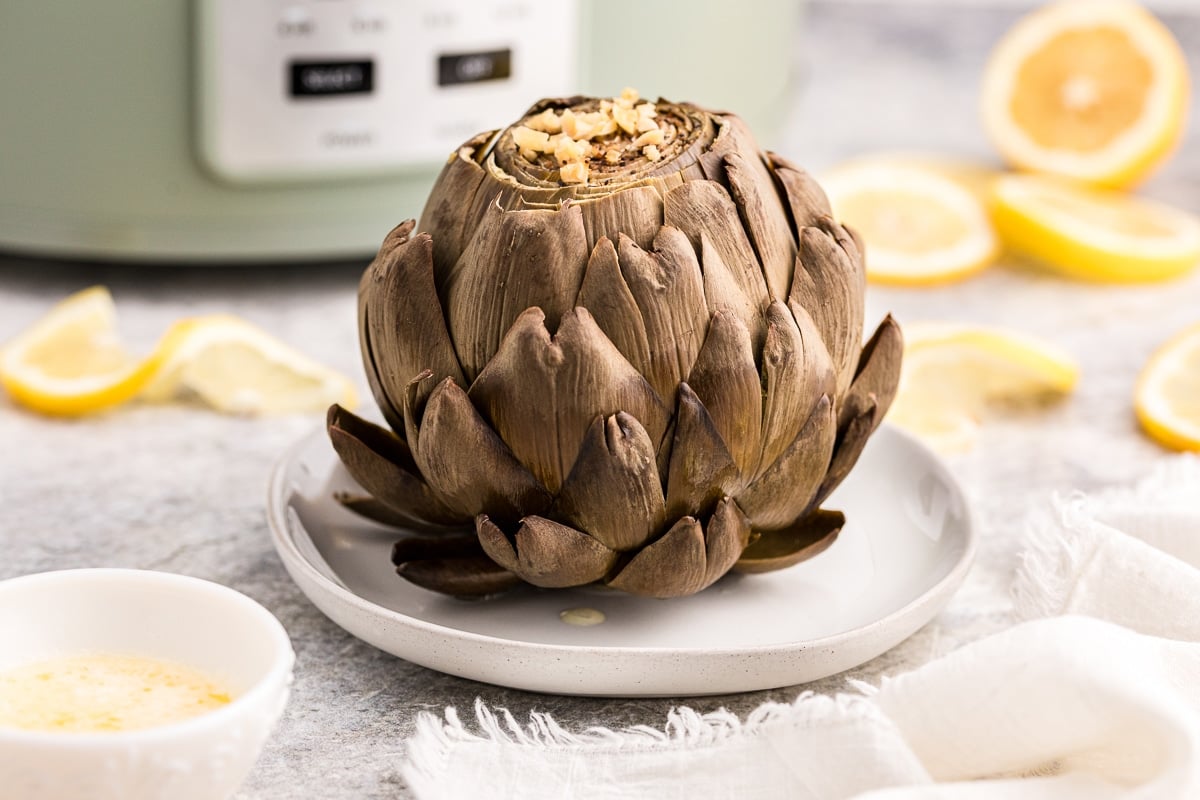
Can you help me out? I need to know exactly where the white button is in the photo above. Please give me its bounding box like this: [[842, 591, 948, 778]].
[[352, 5, 387, 33], [278, 6, 314, 37]]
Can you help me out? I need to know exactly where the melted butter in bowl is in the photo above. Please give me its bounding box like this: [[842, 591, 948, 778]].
[[0, 653, 233, 733]]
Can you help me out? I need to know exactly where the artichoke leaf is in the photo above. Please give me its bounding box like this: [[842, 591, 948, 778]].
[[577, 185, 663, 253], [468, 307, 669, 494], [360, 223, 466, 426], [756, 301, 836, 479], [606, 497, 751, 598], [577, 237, 653, 384], [616, 228, 709, 403], [606, 516, 706, 598], [789, 225, 867, 397], [737, 395, 836, 530], [725, 152, 797, 301], [687, 311, 763, 482], [700, 231, 768, 353], [768, 153, 835, 232], [392, 532, 520, 597], [409, 376, 553, 523], [444, 201, 589, 380], [664, 383, 740, 520], [334, 493, 466, 530], [326, 404, 465, 526], [664, 181, 771, 327], [734, 509, 843, 574], [477, 515, 618, 589], [417, 130, 496, 285], [840, 314, 903, 432], [553, 413, 667, 552], [813, 393, 879, 509]]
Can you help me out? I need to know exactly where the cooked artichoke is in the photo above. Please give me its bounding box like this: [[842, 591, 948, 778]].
[[328, 91, 902, 598]]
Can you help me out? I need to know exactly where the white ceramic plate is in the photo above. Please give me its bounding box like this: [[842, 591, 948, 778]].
[[267, 424, 975, 697]]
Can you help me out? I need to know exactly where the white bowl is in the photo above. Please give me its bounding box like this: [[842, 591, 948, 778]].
[[0, 568, 294, 800]]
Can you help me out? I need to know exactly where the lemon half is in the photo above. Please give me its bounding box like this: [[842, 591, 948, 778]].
[[981, 0, 1189, 188]]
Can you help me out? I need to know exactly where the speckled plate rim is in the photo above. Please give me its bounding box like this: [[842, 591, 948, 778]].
[[267, 424, 977, 697]]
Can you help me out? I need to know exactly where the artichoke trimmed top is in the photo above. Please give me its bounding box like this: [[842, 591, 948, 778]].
[[328, 90, 902, 598]]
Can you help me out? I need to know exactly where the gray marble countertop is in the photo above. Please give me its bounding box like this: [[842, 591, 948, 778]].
[[3, 3, 1199, 797]]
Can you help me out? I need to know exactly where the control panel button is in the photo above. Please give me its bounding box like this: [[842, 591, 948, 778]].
[[437, 49, 512, 86], [278, 6, 314, 37]]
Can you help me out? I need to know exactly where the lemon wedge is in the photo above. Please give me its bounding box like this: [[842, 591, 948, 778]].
[[1135, 323, 1200, 451], [0, 287, 166, 416], [142, 315, 357, 415], [822, 161, 999, 286], [981, 0, 1189, 188], [888, 323, 1080, 452], [992, 174, 1200, 282]]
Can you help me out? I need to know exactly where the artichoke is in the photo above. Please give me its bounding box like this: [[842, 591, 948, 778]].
[[328, 91, 902, 599]]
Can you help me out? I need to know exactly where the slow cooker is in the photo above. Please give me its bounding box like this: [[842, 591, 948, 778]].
[[0, 0, 800, 262]]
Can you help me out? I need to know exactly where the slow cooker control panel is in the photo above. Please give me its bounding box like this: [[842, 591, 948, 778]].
[[194, 0, 579, 183]]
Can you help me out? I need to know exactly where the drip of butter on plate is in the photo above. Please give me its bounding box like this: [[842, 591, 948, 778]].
[[0, 653, 233, 733]]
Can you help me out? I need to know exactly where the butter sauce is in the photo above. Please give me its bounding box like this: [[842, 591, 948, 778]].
[[0, 653, 232, 733]]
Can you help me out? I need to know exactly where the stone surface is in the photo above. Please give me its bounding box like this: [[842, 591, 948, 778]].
[[2, 3, 1199, 797]]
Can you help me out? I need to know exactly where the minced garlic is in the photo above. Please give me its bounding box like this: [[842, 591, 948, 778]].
[[514, 88, 668, 185]]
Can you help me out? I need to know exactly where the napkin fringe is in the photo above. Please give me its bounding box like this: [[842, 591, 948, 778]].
[[403, 692, 874, 794]]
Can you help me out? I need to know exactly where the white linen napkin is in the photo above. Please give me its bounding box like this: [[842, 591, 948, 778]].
[[402, 457, 1200, 800]]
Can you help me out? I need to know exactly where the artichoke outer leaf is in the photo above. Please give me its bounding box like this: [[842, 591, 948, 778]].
[[552, 413, 667, 552], [476, 514, 619, 589], [410, 376, 553, 523], [576, 185, 663, 254], [734, 509, 844, 574], [664, 181, 771, 324], [725, 151, 797, 301], [701, 496, 754, 587], [616, 228, 709, 403], [468, 307, 670, 494], [606, 496, 751, 598], [444, 201, 589, 381], [756, 300, 836, 480], [699, 231, 768, 353], [813, 394, 879, 510], [790, 224, 867, 398], [736, 394, 837, 530], [360, 223, 467, 431], [396, 558, 520, 597], [334, 493, 470, 530], [416, 130, 496, 284], [576, 237, 653, 386], [840, 314, 903, 432], [767, 153, 835, 233], [392, 533, 520, 598], [326, 404, 465, 526], [664, 383, 740, 520], [605, 516, 707, 598], [686, 310, 763, 481]]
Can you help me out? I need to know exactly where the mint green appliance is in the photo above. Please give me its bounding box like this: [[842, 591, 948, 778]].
[[0, 0, 800, 262]]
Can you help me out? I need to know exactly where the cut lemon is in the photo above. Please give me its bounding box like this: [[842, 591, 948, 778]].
[[142, 315, 357, 415], [981, 0, 1189, 188], [992, 174, 1200, 282], [0, 287, 165, 416], [1135, 323, 1200, 451], [822, 161, 999, 286], [888, 323, 1080, 452]]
